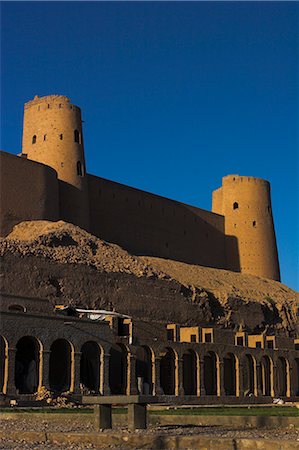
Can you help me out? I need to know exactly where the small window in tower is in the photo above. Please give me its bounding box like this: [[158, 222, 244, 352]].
[[253, 221, 256, 227], [74, 129, 80, 143], [59, 104, 62, 108], [43, 134, 47, 141], [47, 104, 50, 108], [59, 134, 63, 140], [233, 202, 239, 210], [77, 161, 83, 176], [32, 135, 37, 144]]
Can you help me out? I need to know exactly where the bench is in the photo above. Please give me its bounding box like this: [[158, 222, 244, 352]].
[[81, 395, 162, 430]]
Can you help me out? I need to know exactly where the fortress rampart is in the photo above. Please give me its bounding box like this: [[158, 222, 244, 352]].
[[0, 95, 280, 281]]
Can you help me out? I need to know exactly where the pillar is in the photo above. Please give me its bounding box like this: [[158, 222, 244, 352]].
[[101, 353, 111, 395], [217, 358, 225, 397], [72, 351, 81, 394], [94, 404, 112, 430], [6, 347, 16, 396], [153, 357, 164, 395], [237, 362, 244, 398], [176, 357, 185, 396], [128, 352, 138, 395], [256, 363, 263, 397], [199, 357, 206, 397], [42, 349, 51, 391], [128, 403, 147, 430]]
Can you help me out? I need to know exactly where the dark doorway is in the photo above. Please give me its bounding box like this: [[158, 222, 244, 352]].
[[183, 350, 197, 395], [15, 336, 40, 394], [80, 341, 101, 393], [49, 339, 72, 393], [160, 348, 176, 395], [136, 346, 153, 394], [223, 353, 236, 396], [244, 354, 255, 396], [109, 344, 128, 395], [277, 357, 288, 397], [204, 351, 217, 395], [261, 356, 272, 396]]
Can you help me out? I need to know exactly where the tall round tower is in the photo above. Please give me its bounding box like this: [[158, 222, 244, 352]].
[[21, 95, 89, 230], [212, 175, 280, 281]]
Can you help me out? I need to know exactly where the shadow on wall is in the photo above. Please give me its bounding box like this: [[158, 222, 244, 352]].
[[58, 180, 89, 231], [225, 235, 240, 272]]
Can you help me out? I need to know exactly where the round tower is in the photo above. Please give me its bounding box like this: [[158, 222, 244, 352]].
[[212, 175, 280, 281], [21, 95, 89, 230]]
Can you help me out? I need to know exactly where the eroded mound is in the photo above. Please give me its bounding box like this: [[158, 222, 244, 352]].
[[1, 220, 298, 334]]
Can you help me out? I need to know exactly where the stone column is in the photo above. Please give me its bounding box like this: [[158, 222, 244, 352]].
[[6, 347, 17, 396], [273, 363, 279, 397], [199, 358, 206, 397], [127, 352, 138, 395], [237, 362, 244, 398], [287, 363, 291, 398], [153, 357, 164, 395], [41, 349, 51, 391], [176, 357, 185, 396], [72, 351, 81, 394], [217, 358, 225, 397], [256, 363, 263, 397], [101, 353, 111, 396]]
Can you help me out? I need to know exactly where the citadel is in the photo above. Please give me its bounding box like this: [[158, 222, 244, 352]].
[[0, 95, 298, 420]]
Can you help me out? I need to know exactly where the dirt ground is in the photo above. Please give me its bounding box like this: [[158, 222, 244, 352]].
[[0, 415, 298, 449]]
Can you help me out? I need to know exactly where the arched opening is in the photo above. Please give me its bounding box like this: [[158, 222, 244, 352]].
[[243, 354, 255, 396], [49, 339, 72, 393], [32, 135, 37, 144], [136, 346, 153, 394], [294, 359, 299, 397], [277, 357, 288, 397], [15, 336, 40, 394], [160, 348, 176, 395], [8, 305, 26, 313], [233, 202, 239, 210], [80, 341, 101, 393], [223, 353, 237, 396], [0, 336, 7, 394], [109, 344, 128, 395], [77, 161, 83, 176], [183, 350, 197, 395], [74, 129, 80, 143], [261, 356, 273, 396], [204, 351, 217, 395]]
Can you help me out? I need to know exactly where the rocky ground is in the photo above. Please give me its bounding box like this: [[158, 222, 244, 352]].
[[0, 415, 298, 449], [0, 220, 298, 334]]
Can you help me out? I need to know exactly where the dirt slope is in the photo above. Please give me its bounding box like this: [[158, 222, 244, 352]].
[[1, 220, 298, 334]]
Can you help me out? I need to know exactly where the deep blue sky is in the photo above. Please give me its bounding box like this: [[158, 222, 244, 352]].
[[1, 2, 298, 290]]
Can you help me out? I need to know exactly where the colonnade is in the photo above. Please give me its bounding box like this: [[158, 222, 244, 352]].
[[0, 335, 298, 400]]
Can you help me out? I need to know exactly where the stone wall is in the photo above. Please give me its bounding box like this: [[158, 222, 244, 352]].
[[0, 152, 59, 236]]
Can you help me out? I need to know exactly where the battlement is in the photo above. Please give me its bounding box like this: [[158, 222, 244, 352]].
[[24, 95, 80, 112], [223, 174, 270, 187]]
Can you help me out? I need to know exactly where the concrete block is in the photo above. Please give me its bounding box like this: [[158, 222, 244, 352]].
[[94, 404, 112, 430], [128, 403, 147, 430]]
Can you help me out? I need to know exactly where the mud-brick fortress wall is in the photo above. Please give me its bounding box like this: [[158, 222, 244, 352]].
[[88, 175, 227, 268], [0, 151, 59, 236], [0, 95, 281, 281]]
